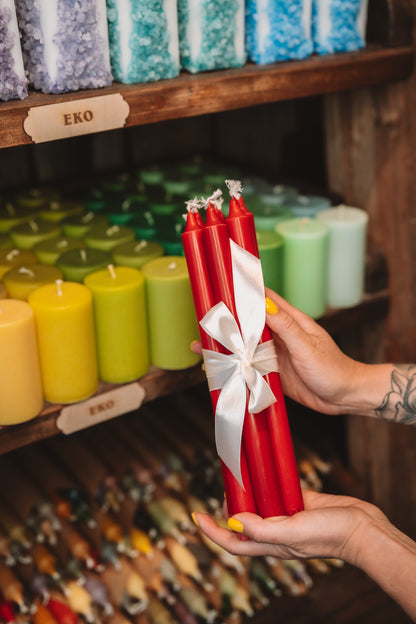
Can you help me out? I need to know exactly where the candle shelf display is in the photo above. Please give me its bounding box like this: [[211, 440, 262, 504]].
[[0, 386, 343, 622]]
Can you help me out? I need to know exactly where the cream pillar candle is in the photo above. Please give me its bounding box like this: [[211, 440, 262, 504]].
[[0, 299, 43, 424]]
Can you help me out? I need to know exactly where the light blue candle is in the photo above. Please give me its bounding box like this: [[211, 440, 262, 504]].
[[316, 205, 368, 308], [287, 194, 332, 218]]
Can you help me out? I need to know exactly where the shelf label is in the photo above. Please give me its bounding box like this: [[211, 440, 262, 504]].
[[56, 382, 145, 434], [23, 93, 130, 143]]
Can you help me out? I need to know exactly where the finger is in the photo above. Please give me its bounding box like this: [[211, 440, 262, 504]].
[[265, 288, 320, 333], [190, 340, 202, 355]]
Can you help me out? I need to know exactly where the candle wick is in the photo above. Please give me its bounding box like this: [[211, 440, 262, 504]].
[[185, 197, 202, 214], [50, 201, 60, 211], [5, 202, 15, 217], [83, 212, 94, 223], [225, 179, 242, 199], [134, 241, 147, 252], [29, 220, 39, 232], [80, 249, 87, 262], [57, 240, 68, 249], [107, 226, 119, 236], [6, 249, 19, 261], [107, 264, 117, 279], [168, 262, 177, 270], [56, 279, 63, 296], [18, 266, 34, 277]]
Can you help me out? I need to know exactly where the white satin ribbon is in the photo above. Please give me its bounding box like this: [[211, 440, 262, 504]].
[[200, 240, 278, 488]]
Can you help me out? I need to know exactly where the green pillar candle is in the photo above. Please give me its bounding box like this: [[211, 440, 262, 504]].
[[130, 211, 158, 240], [33, 236, 84, 265], [316, 205, 369, 308], [3, 264, 63, 301], [137, 165, 164, 189], [0, 249, 37, 279], [39, 199, 84, 223], [276, 218, 329, 319], [142, 256, 201, 370], [61, 212, 109, 239], [0, 202, 37, 233], [81, 187, 108, 213], [149, 201, 180, 217], [15, 188, 60, 210], [84, 265, 150, 383], [10, 219, 61, 250], [287, 194, 332, 218], [56, 248, 112, 283], [85, 224, 135, 252], [111, 240, 164, 269], [256, 229, 284, 294], [99, 173, 135, 196], [249, 193, 292, 231], [105, 195, 148, 226]]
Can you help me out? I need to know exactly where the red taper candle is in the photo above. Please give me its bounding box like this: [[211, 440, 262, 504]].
[[203, 200, 286, 518], [181, 204, 257, 517], [226, 181, 304, 515], [47, 598, 78, 624]]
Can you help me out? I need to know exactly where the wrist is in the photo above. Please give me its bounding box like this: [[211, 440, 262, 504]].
[[341, 363, 393, 418]]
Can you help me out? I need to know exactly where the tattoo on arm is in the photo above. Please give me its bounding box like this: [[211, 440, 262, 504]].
[[375, 365, 416, 425]]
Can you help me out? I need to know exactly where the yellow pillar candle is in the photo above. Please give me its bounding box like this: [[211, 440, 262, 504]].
[[142, 256, 200, 370], [28, 280, 98, 404], [111, 240, 164, 270], [4, 264, 63, 301], [85, 224, 135, 252], [39, 199, 84, 223], [10, 219, 61, 250], [0, 249, 37, 279], [0, 300, 43, 424], [84, 265, 150, 383], [33, 236, 84, 265]]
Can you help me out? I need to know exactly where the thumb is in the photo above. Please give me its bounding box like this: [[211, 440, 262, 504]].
[[265, 295, 315, 356]]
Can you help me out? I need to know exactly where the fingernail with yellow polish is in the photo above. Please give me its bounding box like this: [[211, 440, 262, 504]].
[[265, 297, 278, 315], [228, 517, 244, 533], [191, 512, 199, 528]]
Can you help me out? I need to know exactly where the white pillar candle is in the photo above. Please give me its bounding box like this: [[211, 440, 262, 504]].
[[316, 204, 368, 308]]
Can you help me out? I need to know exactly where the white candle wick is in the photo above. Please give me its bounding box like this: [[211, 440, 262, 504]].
[[29, 220, 39, 232], [80, 249, 87, 263], [56, 279, 63, 296], [225, 179, 243, 199], [57, 240, 68, 249], [5, 203, 15, 217], [18, 266, 35, 277], [6, 249, 20, 261], [134, 241, 147, 252], [107, 226, 120, 236], [82, 212, 94, 223], [107, 264, 117, 279], [168, 262, 177, 270]]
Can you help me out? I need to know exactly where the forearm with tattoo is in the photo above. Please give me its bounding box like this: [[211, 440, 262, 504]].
[[375, 365, 416, 425]]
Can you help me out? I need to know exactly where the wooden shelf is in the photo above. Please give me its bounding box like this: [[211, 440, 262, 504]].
[[0, 45, 413, 149], [0, 288, 389, 457]]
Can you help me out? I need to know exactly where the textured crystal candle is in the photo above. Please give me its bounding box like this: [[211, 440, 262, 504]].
[[10, 219, 61, 250], [28, 280, 98, 404], [111, 240, 164, 270], [106, 0, 180, 83], [0, 300, 43, 423], [316, 204, 368, 308], [33, 236, 84, 266], [56, 248, 112, 283], [276, 217, 329, 318], [0, 0, 28, 101], [0, 248, 37, 279], [85, 224, 135, 252], [3, 264, 63, 301], [312, 0, 368, 54], [84, 265, 149, 383], [142, 256, 200, 370], [15, 0, 112, 94]]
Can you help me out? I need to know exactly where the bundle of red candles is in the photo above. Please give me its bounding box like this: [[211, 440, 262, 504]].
[[182, 181, 304, 519]]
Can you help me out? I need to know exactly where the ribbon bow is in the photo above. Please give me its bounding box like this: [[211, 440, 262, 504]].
[[200, 240, 278, 488]]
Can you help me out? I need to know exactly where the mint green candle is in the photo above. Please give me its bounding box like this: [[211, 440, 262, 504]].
[[57, 248, 112, 282], [85, 224, 135, 252], [316, 205, 368, 308], [10, 219, 61, 250], [276, 218, 329, 319], [61, 212, 109, 239], [250, 197, 292, 232], [112, 240, 164, 269], [33, 236, 84, 265], [39, 199, 84, 223], [256, 229, 284, 294], [142, 256, 200, 370]]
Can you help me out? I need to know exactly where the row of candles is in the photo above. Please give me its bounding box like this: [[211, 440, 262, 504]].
[[0, 386, 339, 623]]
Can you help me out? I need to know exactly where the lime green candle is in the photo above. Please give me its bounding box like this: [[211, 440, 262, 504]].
[[85, 224, 135, 252], [33, 236, 84, 265], [276, 218, 329, 319], [111, 240, 164, 270], [15, 188, 61, 210], [256, 229, 284, 294], [10, 219, 61, 250], [0, 249, 38, 279], [3, 264, 63, 301], [84, 265, 149, 383], [142, 256, 200, 370], [39, 199, 84, 223], [57, 248, 112, 283], [61, 212, 109, 239], [0, 202, 37, 233]]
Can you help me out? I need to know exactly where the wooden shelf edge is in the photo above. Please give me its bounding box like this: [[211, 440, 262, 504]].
[[0, 289, 389, 456], [1, 45, 413, 149]]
